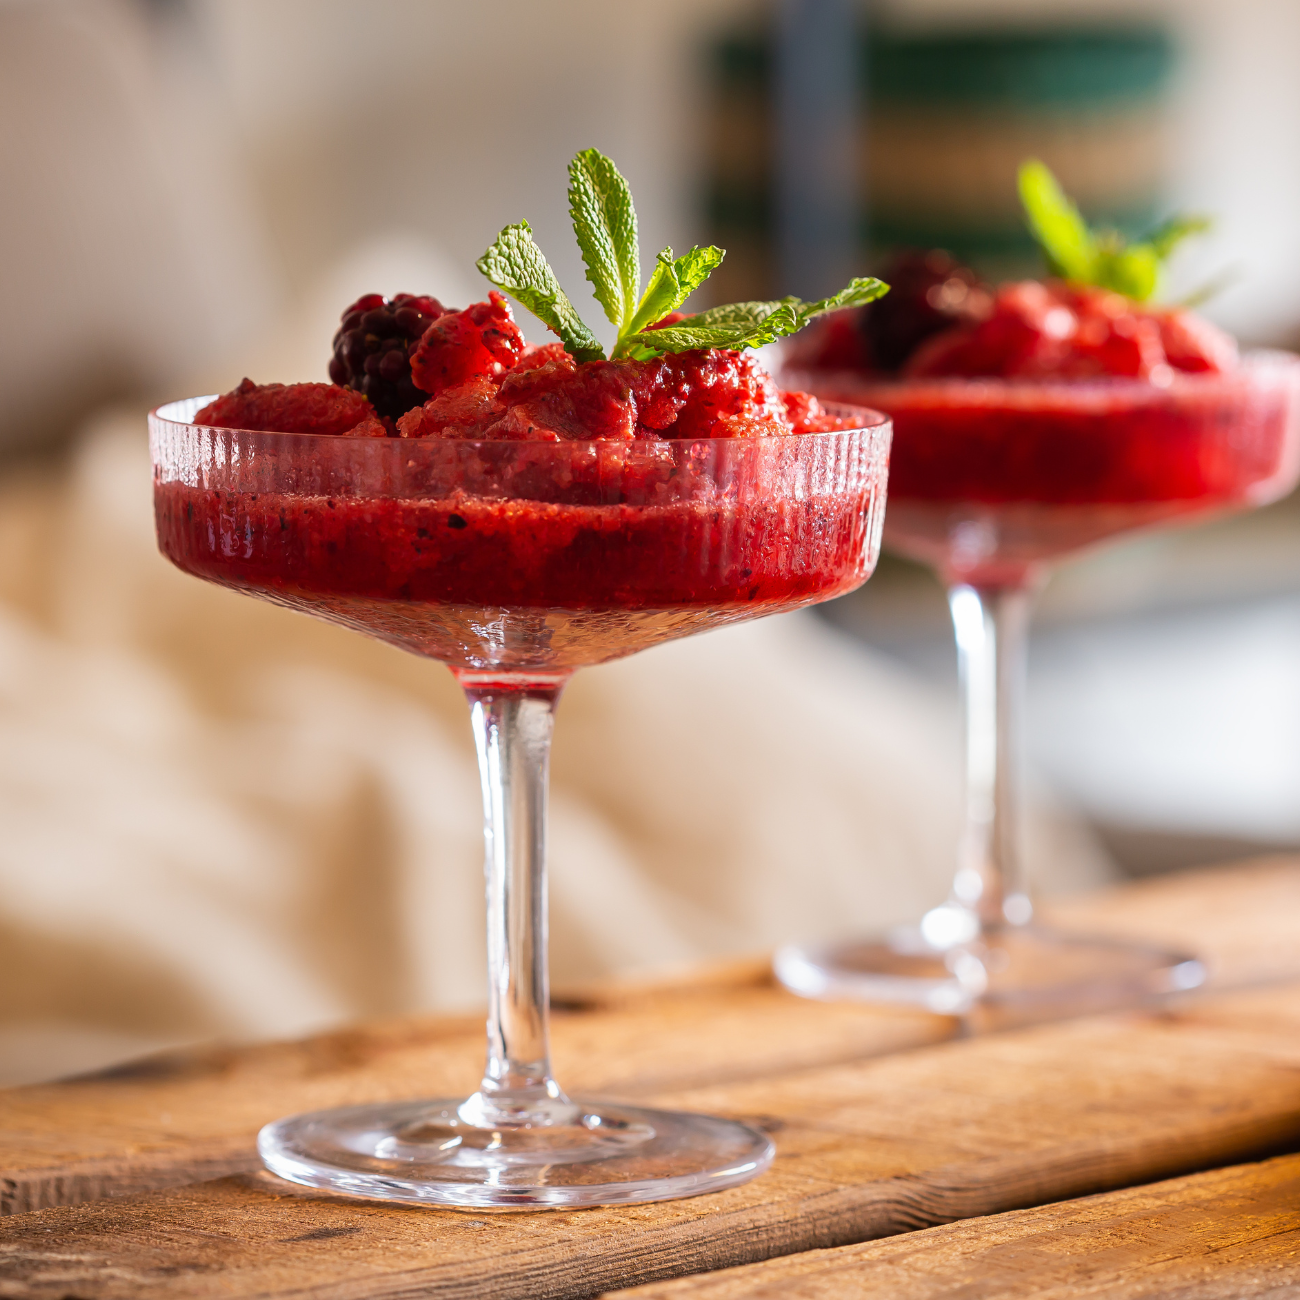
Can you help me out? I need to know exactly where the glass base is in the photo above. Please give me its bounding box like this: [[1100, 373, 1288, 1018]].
[[257, 1096, 775, 1210], [774, 924, 1206, 1028]]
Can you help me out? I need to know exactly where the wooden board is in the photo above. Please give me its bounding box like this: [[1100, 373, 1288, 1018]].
[[4, 981, 1300, 1298], [603, 1152, 1300, 1298], [1039, 855, 1300, 992], [3, 856, 1300, 1218], [0, 961, 949, 1216]]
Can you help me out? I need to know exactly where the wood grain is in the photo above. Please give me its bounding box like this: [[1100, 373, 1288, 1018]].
[[4, 981, 1300, 1298], [603, 1153, 1300, 1298], [1039, 855, 1300, 992], [0, 961, 949, 1216], [3, 856, 1300, 1218]]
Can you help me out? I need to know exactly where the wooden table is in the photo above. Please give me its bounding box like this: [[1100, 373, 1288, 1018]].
[[2, 859, 1300, 1298]]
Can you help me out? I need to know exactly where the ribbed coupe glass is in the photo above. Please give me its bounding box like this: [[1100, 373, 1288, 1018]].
[[776, 354, 1300, 1025], [150, 396, 891, 1208]]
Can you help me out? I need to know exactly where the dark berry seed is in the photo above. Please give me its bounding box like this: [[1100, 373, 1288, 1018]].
[[361, 310, 392, 335], [447, 513, 468, 529], [364, 353, 384, 376], [378, 350, 406, 380]]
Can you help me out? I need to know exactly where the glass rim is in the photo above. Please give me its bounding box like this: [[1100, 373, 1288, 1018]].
[[149, 395, 892, 447]]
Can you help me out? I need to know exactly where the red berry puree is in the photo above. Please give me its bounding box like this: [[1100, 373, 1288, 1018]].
[[154, 295, 887, 672], [787, 259, 1300, 586]]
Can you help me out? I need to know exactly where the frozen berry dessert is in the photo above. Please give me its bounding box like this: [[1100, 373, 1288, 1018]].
[[785, 164, 1300, 587], [152, 151, 892, 673]]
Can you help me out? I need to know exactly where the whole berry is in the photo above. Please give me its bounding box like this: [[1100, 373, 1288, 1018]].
[[860, 251, 990, 373], [329, 293, 448, 420]]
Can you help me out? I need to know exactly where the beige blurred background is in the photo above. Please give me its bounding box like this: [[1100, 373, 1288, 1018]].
[[2, 0, 1299, 1085]]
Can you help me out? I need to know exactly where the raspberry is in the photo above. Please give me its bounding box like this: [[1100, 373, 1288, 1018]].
[[1156, 308, 1238, 374], [509, 342, 569, 374], [649, 349, 791, 438], [781, 390, 855, 433], [397, 376, 503, 439], [329, 292, 448, 419], [905, 281, 1227, 382], [410, 292, 526, 397], [194, 379, 375, 435]]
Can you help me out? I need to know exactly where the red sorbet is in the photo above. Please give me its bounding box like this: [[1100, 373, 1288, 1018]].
[[153, 424, 885, 670], [160, 303, 886, 671], [795, 356, 1300, 586]]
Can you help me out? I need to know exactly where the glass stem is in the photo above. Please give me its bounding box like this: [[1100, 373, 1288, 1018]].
[[458, 676, 576, 1128], [946, 583, 1034, 934]]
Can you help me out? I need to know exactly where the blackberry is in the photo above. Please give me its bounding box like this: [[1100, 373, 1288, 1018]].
[[329, 293, 449, 420], [860, 251, 990, 373]]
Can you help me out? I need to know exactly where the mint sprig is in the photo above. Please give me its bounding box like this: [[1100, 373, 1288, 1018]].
[[478, 149, 890, 362], [620, 279, 890, 359], [619, 245, 726, 346], [1018, 159, 1210, 303], [568, 148, 641, 334]]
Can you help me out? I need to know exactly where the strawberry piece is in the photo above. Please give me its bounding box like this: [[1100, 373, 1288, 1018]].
[[194, 379, 375, 435], [1156, 309, 1238, 374]]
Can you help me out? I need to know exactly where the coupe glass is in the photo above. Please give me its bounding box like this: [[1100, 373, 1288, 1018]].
[[149, 397, 891, 1208], [775, 354, 1300, 1024]]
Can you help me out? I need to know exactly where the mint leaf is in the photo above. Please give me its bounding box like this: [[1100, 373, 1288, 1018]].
[[623, 278, 889, 357], [477, 221, 604, 362], [795, 278, 894, 324], [1018, 159, 1097, 283], [1144, 214, 1212, 261], [568, 149, 640, 332], [1019, 159, 1214, 303], [617, 245, 726, 349], [1096, 235, 1160, 302]]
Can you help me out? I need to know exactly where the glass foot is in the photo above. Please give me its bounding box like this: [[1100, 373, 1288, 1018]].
[[258, 1097, 774, 1209], [774, 924, 1206, 1027]]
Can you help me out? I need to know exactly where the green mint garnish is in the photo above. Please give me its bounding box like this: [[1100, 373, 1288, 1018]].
[[479, 149, 889, 362], [620, 280, 890, 360], [568, 148, 641, 334], [475, 221, 605, 363], [1018, 159, 1210, 303], [619, 245, 726, 346]]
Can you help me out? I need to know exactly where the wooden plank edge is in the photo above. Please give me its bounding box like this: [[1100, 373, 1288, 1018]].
[[599, 1152, 1300, 1298]]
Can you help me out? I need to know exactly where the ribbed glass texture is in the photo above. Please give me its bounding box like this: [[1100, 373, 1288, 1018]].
[[151, 398, 891, 674], [792, 353, 1300, 587]]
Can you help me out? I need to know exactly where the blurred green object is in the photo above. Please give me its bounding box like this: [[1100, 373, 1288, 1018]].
[[702, 23, 1178, 298], [866, 28, 1174, 109]]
